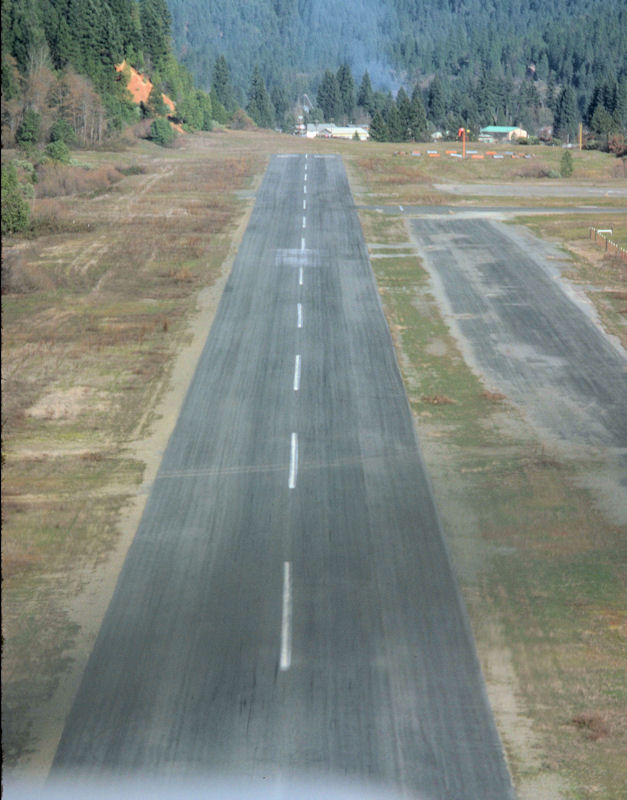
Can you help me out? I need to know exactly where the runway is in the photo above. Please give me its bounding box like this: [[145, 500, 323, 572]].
[[50, 155, 514, 799]]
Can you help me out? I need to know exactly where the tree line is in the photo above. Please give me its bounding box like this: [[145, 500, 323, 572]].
[[1, 0, 215, 150], [167, 0, 626, 141]]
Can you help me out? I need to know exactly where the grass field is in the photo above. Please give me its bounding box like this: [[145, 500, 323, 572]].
[[2, 131, 625, 796]]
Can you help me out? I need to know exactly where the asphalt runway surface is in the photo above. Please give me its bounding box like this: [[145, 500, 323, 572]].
[[410, 217, 627, 476], [50, 155, 514, 799]]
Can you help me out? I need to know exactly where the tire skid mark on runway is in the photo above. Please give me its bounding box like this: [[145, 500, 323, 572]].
[[153, 452, 417, 482]]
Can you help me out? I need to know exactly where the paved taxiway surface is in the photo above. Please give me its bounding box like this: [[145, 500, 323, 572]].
[[410, 217, 627, 458], [51, 155, 514, 799]]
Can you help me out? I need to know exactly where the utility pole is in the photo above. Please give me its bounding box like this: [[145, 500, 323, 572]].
[[579, 121, 583, 150]]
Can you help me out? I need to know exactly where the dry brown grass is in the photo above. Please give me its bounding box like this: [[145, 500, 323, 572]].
[[34, 163, 123, 198], [570, 712, 612, 741], [421, 394, 456, 405]]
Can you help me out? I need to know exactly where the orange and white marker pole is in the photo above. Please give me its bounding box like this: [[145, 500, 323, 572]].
[[458, 127, 467, 158]]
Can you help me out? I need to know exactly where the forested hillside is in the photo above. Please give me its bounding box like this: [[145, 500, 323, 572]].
[[1, 0, 212, 148], [168, 0, 626, 137]]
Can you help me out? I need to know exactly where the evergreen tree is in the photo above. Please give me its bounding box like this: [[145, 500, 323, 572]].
[[560, 149, 573, 177], [317, 69, 341, 122], [336, 63, 355, 121], [396, 87, 411, 140], [271, 85, 289, 129], [16, 108, 41, 144], [196, 90, 213, 130], [140, 0, 171, 73], [145, 84, 167, 116], [475, 66, 497, 124], [149, 115, 175, 145], [386, 100, 404, 141], [409, 83, 428, 141], [613, 79, 627, 129], [357, 71, 374, 115], [546, 73, 558, 114], [369, 109, 389, 142], [212, 55, 235, 112], [246, 66, 274, 128], [209, 86, 229, 123], [589, 104, 614, 136], [1, 162, 30, 234], [554, 85, 578, 141], [427, 75, 446, 128]]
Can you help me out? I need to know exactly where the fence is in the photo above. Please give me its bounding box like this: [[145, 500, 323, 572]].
[[589, 227, 627, 261]]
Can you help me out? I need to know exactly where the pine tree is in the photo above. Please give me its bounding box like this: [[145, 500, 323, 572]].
[[546, 74, 558, 114], [1, 163, 30, 234], [554, 85, 578, 141], [271, 85, 289, 129], [357, 71, 374, 115], [212, 55, 235, 112], [209, 87, 229, 123], [560, 149, 573, 177], [246, 66, 274, 128], [427, 75, 446, 128], [396, 87, 411, 140], [386, 101, 403, 141], [336, 63, 355, 121], [140, 0, 171, 73], [317, 69, 341, 122], [196, 90, 212, 130], [369, 109, 389, 142], [475, 66, 497, 124], [409, 83, 428, 141]]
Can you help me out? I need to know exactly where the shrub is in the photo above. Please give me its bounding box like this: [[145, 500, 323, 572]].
[[45, 140, 71, 163], [230, 109, 255, 130], [1, 163, 30, 234], [149, 117, 176, 147]]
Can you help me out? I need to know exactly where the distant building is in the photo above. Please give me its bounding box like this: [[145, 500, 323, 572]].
[[304, 123, 368, 140], [479, 125, 528, 143]]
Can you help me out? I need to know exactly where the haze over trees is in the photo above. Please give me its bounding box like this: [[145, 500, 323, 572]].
[[165, 0, 626, 143]]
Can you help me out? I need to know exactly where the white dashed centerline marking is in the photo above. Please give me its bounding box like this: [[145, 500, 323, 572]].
[[301, 237, 305, 251], [297, 303, 303, 328], [293, 355, 301, 391], [288, 433, 298, 489], [303, 184, 307, 195], [299, 267, 303, 286], [302, 216, 306, 229], [303, 199, 306, 211], [280, 561, 292, 671]]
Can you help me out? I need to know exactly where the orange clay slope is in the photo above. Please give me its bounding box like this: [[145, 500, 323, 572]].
[[115, 61, 183, 131]]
